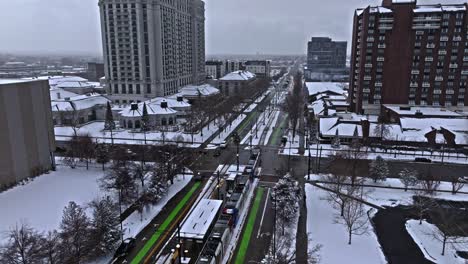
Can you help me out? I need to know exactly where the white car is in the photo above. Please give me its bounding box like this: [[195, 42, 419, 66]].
[[219, 141, 227, 149]]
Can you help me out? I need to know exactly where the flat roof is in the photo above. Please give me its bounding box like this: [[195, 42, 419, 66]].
[[180, 199, 222, 240], [0, 79, 42, 85]]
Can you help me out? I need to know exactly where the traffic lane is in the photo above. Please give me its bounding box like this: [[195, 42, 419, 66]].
[[241, 187, 275, 263]]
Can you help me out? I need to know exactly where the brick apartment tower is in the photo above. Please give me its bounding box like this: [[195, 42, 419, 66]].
[[349, 0, 468, 114]]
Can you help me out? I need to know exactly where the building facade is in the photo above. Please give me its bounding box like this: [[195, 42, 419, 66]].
[[87, 62, 105, 82], [245, 60, 271, 78], [218, 71, 256, 97], [205, 60, 225, 79], [0, 80, 55, 188], [349, 0, 468, 114], [99, 0, 206, 103], [307, 37, 347, 73]]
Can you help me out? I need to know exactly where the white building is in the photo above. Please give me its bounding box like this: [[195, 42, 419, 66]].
[[51, 93, 110, 126], [218, 71, 256, 97], [99, 0, 206, 102]]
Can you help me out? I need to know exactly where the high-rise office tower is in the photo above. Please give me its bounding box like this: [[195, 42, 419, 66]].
[[307, 37, 347, 73], [99, 0, 206, 103], [349, 0, 468, 114]]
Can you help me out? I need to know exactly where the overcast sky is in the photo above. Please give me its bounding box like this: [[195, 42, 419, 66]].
[[0, 0, 465, 56]]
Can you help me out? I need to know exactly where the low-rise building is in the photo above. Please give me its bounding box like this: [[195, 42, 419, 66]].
[[0, 79, 55, 188], [205, 60, 225, 79], [218, 71, 256, 97], [51, 93, 110, 126]]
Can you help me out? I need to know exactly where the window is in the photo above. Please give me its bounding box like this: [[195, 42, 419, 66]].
[[128, 84, 133, 94], [147, 84, 151, 94], [136, 84, 141, 94], [114, 84, 118, 93]]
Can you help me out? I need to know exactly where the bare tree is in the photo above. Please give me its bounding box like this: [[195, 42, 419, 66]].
[[40, 231, 60, 264], [284, 72, 305, 139], [59, 201, 91, 264], [100, 158, 138, 208], [77, 134, 95, 170], [330, 143, 366, 186], [95, 144, 110, 171], [418, 171, 441, 195], [335, 196, 369, 245], [413, 195, 436, 225], [0, 223, 44, 264], [399, 168, 419, 192], [63, 135, 81, 169], [448, 175, 465, 195], [323, 174, 351, 217], [429, 206, 463, 256]]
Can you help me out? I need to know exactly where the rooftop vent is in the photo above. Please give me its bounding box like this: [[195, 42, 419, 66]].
[[400, 106, 411, 111], [177, 96, 183, 102], [130, 103, 139, 111], [64, 97, 70, 101], [161, 101, 168, 108], [415, 110, 423, 117]]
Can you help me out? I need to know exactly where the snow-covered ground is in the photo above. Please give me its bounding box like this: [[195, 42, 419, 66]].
[[282, 142, 468, 164], [264, 110, 281, 145], [307, 175, 468, 207], [0, 166, 193, 244], [241, 109, 276, 146], [406, 220, 468, 264], [305, 184, 387, 264], [123, 174, 192, 239], [0, 166, 104, 242], [244, 103, 258, 113]]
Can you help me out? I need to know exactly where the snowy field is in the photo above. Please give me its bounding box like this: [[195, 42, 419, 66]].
[[0, 166, 193, 244], [406, 220, 468, 264], [305, 184, 387, 264], [0, 166, 104, 242]]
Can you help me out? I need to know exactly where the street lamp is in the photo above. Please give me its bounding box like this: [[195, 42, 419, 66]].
[[176, 243, 181, 264]]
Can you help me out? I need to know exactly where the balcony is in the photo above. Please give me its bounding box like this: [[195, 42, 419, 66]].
[[440, 36, 449, 42], [411, 70, 420, 74], [449, 64, 458, 69], [365, 63, 373, 68], [367, 37, 375, 42], [426, 43, 435, 49], [438, 50, 447, 55], [374, 95, 382, 99], [425, 57, 434, 62], [433, 90, 442, 95], [422, 82, 430, 88], [363, 88, 371, 93], [410, 82, 418, 87], [378, 44, 386, 49], [379, 24, 393, 30], [412, 23, 440, 30], [377, 57, 385, 62], [464, 57, 468, 62], [375, 82, 382, 87], [413, 16, 441, 22], [453, 36, 462, 41], [446, 90, 455, 95], [462, 70, 468, 75], [364, 76, 372, 81], [379, 17, 394, 23], [435, 76, 443, 81]]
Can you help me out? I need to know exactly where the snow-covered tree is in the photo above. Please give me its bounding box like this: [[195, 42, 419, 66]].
[[77, 134, 95, 170], [0, 223, 44, 264], [271, 174, 301, 235], [146, 164, 169, 203], [369, 156, 389, 183], [104, 102, 115, 131], [324, 174, 352, 217], [88, 197, 122, 258], [399, 168, 418, 191], [59, 201, 91, 264], [448, 175, 465, 195], [101, 159, 139, 207], [331, 129, 340, 149]]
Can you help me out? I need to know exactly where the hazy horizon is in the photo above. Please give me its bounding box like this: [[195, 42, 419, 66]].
[[0, 0, 465, 57]]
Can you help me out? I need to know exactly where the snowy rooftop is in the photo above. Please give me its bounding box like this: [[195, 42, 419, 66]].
[[414, 5, 466, 13], [52, 94, 109, 112], [49, 87, 79, 101], [400, 118, 468, 132], [220, 70, 256, 81], [28, 76, 89, 87], [57, 81, 95, 89], [180, 199, 222, 239], [306, 82, 347, 96], [0, 79, 41, 85], [177, 83, 220, 97], [119, 100, 178, 118], [384, 105, 462, 118]]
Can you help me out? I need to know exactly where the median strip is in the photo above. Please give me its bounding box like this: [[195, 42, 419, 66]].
[[131, 182, 201, 264], [234, 187, 265, 264]]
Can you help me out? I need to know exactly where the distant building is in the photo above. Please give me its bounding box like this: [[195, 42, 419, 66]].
[[218, 71, 256, 97], [349, 0, 468, 114], [245, 60, 271, 78], [205, 61, 225, 79], [99, 0, 206, 102], [224, 60, 243, 74], [307, 37, 347, 73], [87, 62, 105, 82], [0, 62, 45, 78], [0, 80, 55, 188]]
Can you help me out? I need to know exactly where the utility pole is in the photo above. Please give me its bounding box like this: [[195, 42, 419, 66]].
[[273, 191, 277, 263], [217, 170, 220, 200]]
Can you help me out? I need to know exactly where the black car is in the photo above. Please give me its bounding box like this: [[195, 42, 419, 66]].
[[114, 238, 136, 260], [414, 157, 432, 163]]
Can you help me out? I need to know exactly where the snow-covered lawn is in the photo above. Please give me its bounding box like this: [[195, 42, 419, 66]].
[[308, 175, 468, 207], [0, 166, 104, 242], [210, 114, 247, 145], [406, 220, 468, 264], [264, 110, 280, 145], [0, 166, 194, 244], [123, 174, 192, 239], [305, 184, 387, 264]]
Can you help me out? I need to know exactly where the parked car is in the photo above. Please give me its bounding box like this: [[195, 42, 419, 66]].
[[414, 157, 432, 163], [219, 141, 228, 149], [114, 238, 136, 259]]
